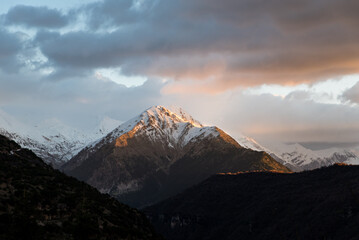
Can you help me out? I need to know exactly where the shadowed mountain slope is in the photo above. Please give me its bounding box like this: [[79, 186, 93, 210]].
[[0, 135, 162, 240]]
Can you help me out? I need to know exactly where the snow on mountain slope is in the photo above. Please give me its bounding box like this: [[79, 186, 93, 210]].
[[87, 105, 219, 152], [63, 105, 228, 198], [264, 142, 359, 171], [0, 109, 118, 167], [236, 134, 267, 152], [2, 104, 357, 172], [236, 134, 359, 171], [64, 106, 290, 207]]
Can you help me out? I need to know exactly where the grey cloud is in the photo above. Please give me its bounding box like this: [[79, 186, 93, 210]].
[[36, 30, 124, 69], [285, 91, 312, 101], [0, 70, 164, 129], [30, 0, 359, 88], [0, 30, 24, 72], [82, 0, 141, 30], [342, 82, 359, 104], [5, 5, 69, 29]]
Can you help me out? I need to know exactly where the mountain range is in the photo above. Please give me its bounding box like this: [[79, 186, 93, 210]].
[[1, 107, 357, 172], [62, 106, 290, 207], [1, 106, 358, 207], [237, 135, 359, 171], [1, 105, 359, 239], [0, 109, 120, 168], [2, 107, 357, 172]]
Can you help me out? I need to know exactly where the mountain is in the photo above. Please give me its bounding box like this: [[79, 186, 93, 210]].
[[63, 106, 290, 208], [0, 109, 120, 168], [236, 135, 359, 171], [265, 142, 359, 171], [145, 164, 359, 240], [0, 134, 162, 240]]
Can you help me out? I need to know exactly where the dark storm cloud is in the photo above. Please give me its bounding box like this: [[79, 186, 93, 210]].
[[4, 5, 69, 29], [31, 0, 359, 88]]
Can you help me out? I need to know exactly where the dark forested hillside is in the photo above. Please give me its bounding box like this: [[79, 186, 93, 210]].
[[0, 135, 162, 240], [145, 164, 359, 240]]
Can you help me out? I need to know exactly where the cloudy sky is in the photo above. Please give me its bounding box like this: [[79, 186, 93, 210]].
[[1, 0, 359, 147]]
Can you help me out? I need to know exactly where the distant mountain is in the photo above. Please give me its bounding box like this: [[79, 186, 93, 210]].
[[0, 109, 120, 168], [265, 142, 359, 171], [63, 106, 290, 208], [0, 134, 162, 240], [145, 164, 359, 240], [236, 135, 359, 171]]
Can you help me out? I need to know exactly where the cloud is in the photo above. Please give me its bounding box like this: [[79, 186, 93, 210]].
[[0, 30, 24, 72], [4, 5, 69, 29], [25, 0, 359, 90], [82, 0, 143, 30], [1, 67, 359, 145], [342, 82, 359, 104], [0, 69, 165, 129], [163, 90, 359, 144], [1, 0, 359, 147]]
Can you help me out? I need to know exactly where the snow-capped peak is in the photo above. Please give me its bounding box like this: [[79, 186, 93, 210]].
[[142, 105, 203, 128], [110, 105, 205, 135], [91, 106, 218, 150]]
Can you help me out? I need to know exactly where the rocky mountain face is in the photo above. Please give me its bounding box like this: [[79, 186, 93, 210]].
[[63, 106, 290, 208], [0, 109, 120, 168], [236, 136, 359, 171], [0, 134, 162, 240], [145, 164, 359, 240]]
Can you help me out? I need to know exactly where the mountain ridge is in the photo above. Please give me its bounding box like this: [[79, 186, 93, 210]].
[[63, 106, 290, 208], [0, 134, 162, 239], [0, 109, 120, 167], [237, 135, 359, 171], [145, 163, 359, 240]]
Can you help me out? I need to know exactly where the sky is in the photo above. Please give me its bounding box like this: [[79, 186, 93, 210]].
[[0, 0, 359, 147]]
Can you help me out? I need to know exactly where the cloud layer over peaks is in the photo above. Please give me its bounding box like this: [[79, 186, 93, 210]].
[[1, 0, 358, 89]]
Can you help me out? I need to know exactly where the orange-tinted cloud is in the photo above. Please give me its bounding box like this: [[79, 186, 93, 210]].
[[21, 0, 358, 91]]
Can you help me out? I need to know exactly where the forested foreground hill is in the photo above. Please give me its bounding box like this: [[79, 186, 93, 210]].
[[145, 164, 359, 240], [0, 135, 162, 240]]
